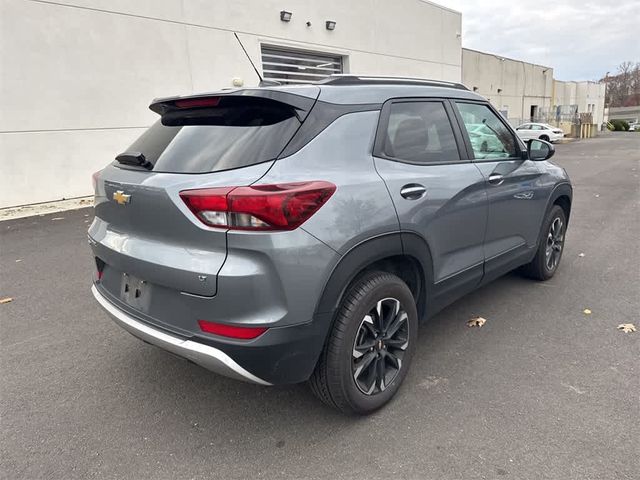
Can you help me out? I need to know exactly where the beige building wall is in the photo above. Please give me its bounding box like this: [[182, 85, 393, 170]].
[[0, 0, 462, 208], [554, 80, 607, 127], [462, 48, 554, 126]]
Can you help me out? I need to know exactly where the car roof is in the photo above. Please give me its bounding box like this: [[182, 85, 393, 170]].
[[315, 84, 484, 104], [154, 75, 487, 109], [236, 75, 485, 105]]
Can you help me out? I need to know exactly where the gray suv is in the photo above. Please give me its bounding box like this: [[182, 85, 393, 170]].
[[90, 75, 572, 414]]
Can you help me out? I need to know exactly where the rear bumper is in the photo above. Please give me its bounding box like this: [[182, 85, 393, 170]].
[[92, 285, 271, 385], [92, 284, 331, 385]]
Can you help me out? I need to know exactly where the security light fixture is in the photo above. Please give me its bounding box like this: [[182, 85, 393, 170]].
[[325, 20, 336, 31], [497, 88, 503, 94], [280, 10, 292, 22], [473, 86, 478, 92]]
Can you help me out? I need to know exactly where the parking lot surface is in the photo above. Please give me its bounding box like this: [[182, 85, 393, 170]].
[[1, 133, 639, 479]]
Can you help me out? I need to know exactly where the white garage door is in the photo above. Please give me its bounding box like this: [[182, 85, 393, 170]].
[[261, 46, 343, 84]]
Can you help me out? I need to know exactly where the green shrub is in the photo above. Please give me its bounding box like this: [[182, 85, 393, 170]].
[[610, 119, 630, 131]]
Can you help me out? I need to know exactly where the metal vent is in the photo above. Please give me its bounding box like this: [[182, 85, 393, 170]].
[[261, 46, 343, 84]]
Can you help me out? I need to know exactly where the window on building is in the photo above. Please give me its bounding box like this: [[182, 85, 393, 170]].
[[379, 101, 460, 164], [261, 46, 343, 84]]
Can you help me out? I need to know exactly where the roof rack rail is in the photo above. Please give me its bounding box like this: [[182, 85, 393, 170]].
[[318, 74, 468, 90]]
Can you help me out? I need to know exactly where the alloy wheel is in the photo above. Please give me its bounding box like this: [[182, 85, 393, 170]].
[[545, 217, 564, 271], [352, 298, 409, 395]]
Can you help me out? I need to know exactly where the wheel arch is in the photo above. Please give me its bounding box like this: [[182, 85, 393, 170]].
[[548, 182, 572, 222], [314, 232, 434, 322], [533, 182, 572, 251]]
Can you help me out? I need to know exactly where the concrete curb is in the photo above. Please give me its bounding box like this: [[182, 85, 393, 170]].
[[0, 197, 93, 221]]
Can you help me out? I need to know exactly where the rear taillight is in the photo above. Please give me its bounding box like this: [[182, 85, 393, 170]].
[[197, 320, 267, 339], [179, 181, 336, 231]]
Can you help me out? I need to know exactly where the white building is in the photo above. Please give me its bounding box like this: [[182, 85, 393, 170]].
[[554, 80, 607, 127], [462, 48, 606, 137], [607, 105, 640, 124], [462, 48, 554, 126], [0, 0, 462, 208]]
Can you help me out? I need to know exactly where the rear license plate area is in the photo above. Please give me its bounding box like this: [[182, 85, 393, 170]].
[[120, 273, 151, 312]]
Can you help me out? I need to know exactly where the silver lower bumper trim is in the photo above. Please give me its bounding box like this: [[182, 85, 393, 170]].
[[91, 285, 271, 386]]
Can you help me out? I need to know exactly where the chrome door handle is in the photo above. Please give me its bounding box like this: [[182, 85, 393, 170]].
[[400, 184, 427, 200], [488, 173, 504, 185]]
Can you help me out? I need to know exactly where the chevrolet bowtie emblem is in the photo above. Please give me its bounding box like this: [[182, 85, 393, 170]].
[[113, 190, 131, 205]]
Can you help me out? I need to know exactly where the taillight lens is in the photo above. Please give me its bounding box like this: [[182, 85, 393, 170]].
[[198, 320, 267, 339], [179, 181, 336, 231]]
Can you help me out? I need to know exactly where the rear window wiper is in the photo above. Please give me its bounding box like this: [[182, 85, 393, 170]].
[[115, 151, 153, 170]]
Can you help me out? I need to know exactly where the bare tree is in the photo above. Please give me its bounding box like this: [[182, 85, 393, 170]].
[[604, 62, 640, 107]]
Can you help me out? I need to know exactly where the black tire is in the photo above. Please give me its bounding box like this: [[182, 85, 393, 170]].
[[521, 205, 566, 280], [309, 271, 418, 415], [540, 134, 550, 142]]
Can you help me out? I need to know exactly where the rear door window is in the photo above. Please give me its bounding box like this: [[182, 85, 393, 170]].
[[378, 101, 460, 164], [119, 97, 301, 173]]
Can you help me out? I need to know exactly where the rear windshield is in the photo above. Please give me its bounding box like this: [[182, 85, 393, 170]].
[[118, 97, 301, 173]]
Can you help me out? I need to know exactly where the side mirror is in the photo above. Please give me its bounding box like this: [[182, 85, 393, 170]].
[[527, 138, 555, 161]]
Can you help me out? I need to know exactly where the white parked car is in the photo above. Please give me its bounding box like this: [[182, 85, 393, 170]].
[[628, 123, 640, 131], [515, 123, 564, 143]]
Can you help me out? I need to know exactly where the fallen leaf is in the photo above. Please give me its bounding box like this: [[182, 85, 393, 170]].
[[467, 316, 487, 328], [594, 194, 600, 198], [15, 259, 22, 263], [617, 323, 636, 333], [0, 297, 13, 304], [583, 308, 592, 315], [578, 253, 585, 257]]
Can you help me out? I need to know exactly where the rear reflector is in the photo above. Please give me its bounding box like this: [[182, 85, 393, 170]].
[[180, 181, 336, 231], [174, 97, 221, 109], [198, 320, 267, 339], [95, 257, 105, 281]]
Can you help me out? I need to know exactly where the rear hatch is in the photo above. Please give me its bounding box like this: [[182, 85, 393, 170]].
[[90, 88, 319, 327]]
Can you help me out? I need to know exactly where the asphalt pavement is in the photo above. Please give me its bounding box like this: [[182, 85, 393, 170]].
[[1, 133, 639, 479]]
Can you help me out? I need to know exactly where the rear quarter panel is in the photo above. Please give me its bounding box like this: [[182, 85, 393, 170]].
[[260, 110, 399, 254]]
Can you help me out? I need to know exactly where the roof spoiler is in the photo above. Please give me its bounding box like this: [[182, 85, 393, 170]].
[[149, 89, 318, 121]]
